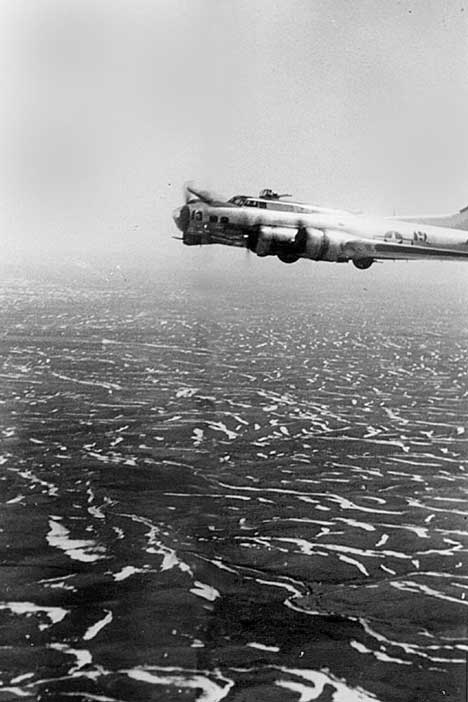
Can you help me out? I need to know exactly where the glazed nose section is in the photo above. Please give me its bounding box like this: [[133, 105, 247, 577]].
[[172, 206, 183, 230], [173, 205, 190, 233]]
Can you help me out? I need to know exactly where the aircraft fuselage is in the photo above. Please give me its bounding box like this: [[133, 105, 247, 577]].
[[173, 192, 468, 268]]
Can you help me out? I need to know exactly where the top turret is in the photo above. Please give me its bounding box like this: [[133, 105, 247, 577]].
[[258, 189, 292, 200]]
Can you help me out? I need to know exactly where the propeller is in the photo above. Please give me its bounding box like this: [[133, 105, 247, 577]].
[[183, 181, 231, 207], [245, 223, 261, 253], [295, 223, 308, 251]]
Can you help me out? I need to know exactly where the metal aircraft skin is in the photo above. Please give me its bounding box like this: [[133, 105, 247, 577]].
[[172, 184, 468, 269]]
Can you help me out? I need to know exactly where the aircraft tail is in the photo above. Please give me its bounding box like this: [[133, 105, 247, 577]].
[[396, 203, 468, 230]]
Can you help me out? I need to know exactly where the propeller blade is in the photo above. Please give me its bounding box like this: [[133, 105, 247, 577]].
[[295, 224, 308, 249], [183, 181, 198, 204], [183, 181, 232, 207], [245, 223, 261, 252]]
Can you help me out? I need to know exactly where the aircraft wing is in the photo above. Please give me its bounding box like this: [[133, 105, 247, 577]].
[[344, 238, 468, 262]]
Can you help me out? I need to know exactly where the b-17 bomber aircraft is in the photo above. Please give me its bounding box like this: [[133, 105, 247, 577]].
[[172, 183, 468, 269]]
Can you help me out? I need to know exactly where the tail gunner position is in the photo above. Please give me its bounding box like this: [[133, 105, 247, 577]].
[[173, 183, 468, 269]]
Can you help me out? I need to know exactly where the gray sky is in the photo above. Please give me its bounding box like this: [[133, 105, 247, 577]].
[[1, 0, 467, 259]]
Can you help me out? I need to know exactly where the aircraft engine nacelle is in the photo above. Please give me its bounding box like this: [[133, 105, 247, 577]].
[[304, 228, 349, 262], [255, 226, 300, 256], [250, 226, 349, 263], [250, 226, 308, 263]]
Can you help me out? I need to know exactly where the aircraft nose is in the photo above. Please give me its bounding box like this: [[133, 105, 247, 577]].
[[173, 205, 190, 233]]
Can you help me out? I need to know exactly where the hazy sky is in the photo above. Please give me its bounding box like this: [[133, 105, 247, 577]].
[[1, 0, 467, 258]]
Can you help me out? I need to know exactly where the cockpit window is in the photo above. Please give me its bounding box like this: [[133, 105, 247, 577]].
[[229, 196, 246, 206], [228, 195, 289, 210], [266, 202, 295, 212], [195, 211, 203, 221], [220, 216, 229, 224]]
